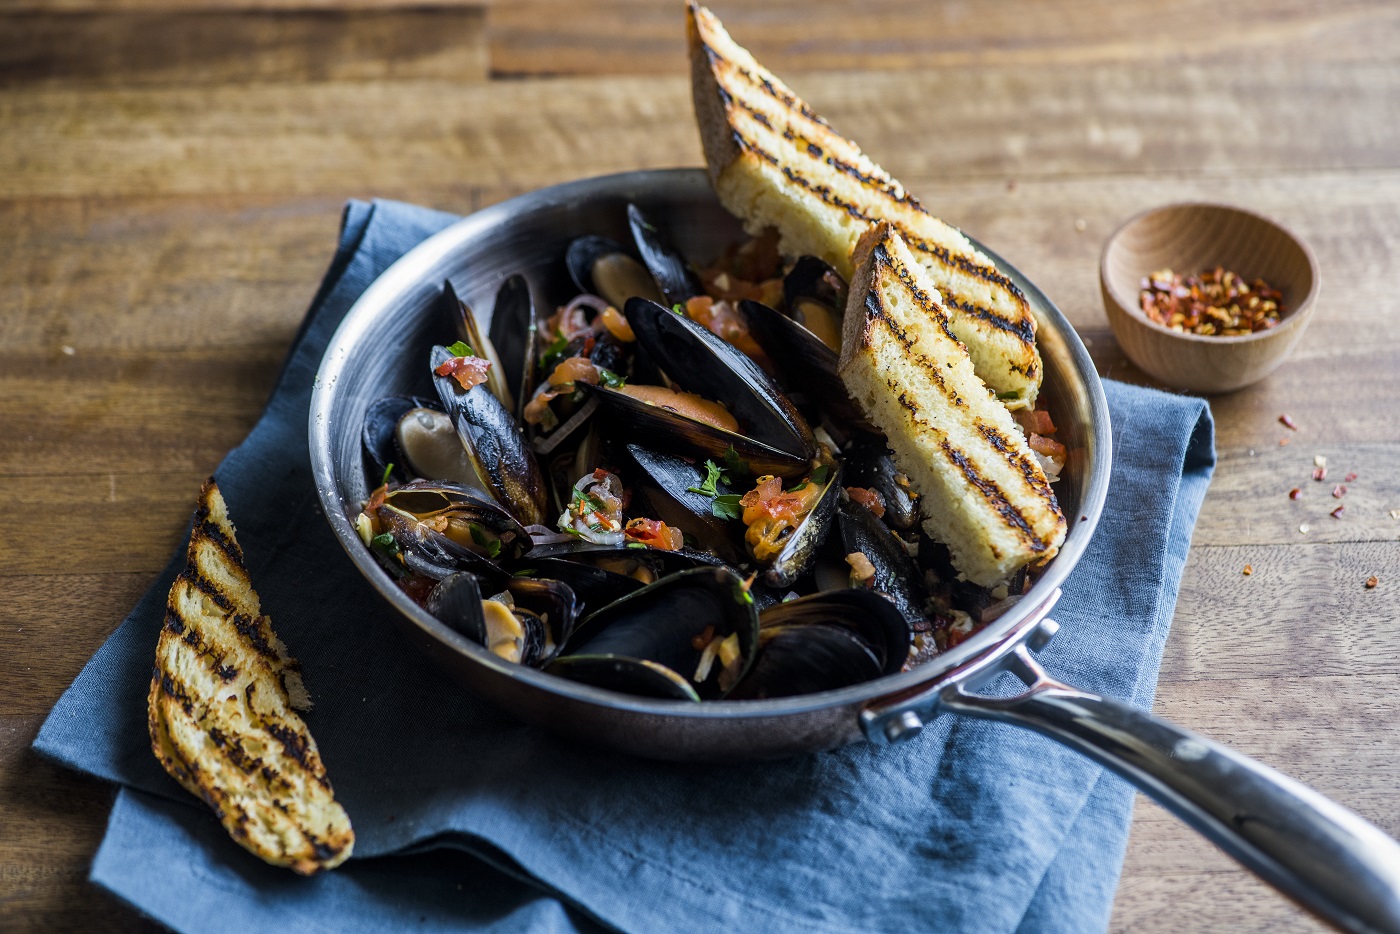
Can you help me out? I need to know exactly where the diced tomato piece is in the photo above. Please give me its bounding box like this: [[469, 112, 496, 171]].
[[434, 354, 493, 390]]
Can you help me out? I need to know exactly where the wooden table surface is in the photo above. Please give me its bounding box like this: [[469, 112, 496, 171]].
[[3, 1, 1398, 930]]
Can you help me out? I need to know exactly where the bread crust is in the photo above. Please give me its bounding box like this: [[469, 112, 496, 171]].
[[148, 479, 353, 874]]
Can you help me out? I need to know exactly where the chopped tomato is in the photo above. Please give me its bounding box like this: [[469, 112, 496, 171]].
[[740, 475, 824, 562], [845, 486, 886, 518], [434, 354, 493, 391], [685, 295, 773, 370], [599, 306, 635, 342], [548, 355, 601, 388], [1015, 408, 1057, 436], [944, 622, 984, 649], [1028, 434, 1067, 461], [624, 517, 683, 551]]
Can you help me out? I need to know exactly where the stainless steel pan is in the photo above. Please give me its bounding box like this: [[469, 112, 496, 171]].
[[309, 169, 1400, 933]]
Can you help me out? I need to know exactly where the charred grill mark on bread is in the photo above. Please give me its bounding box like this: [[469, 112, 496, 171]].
[[687, 2, 1042, 405], [839, 223, 1065, 585], [148, 479, 353, 875]]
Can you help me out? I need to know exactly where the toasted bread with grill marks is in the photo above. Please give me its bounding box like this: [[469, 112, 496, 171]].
[[687, 2, 1041, 408], [840, 223, 1065, 586], [148, 479, 352, 875]]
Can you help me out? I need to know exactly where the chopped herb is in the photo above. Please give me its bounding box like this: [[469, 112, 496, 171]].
[[732, 583, 754, 606], [670, 303, 686, 316], [681, 531, 697, 548], [785, 480, 808, 493], [596, 367, 626, 388], [711, 494, 744, 521], [445, 340, 474, 358], [686, 459, 725, 497], [626, 542, 648, 550], [369, 532, 405, 575], [997, 390, 1020, 401], [381, 462, 395, 486], [467, 523, 503, 559], [539, 332, 570, 373], [810, 464, 831, 486], [721, 445, 751, 481], [513, 568, 537, 577]]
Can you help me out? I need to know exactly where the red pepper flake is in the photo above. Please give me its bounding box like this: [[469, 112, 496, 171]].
[[1278, 414, 1297, 430], [1345, 472, 1358, 482], [1138, 267, 1284, 336], [1278, 437, 1291, 447], [1313, 467, 1328, 482], [1366, 576, 1380, 589], [1332, 485, 1347, 499], [1330, 505, 1345, 519], [1288, 487, 1302, 500], [1242, 564, 1253, 576]]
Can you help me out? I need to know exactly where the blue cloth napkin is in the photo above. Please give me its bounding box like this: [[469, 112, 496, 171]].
[[34, 199, 1215, 934]]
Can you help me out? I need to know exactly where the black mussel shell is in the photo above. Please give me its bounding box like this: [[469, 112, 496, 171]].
[[627, 204, 703, 307], [526, 540, 722, 580], [782, 255, 848, 341], [499, 575, 579, 661], [757, 589, 910, 675], [838, 495, 933, 631], [727, 625, 882, 700], [437, 281, 514, 415], [506, 556, 644, 618], [545, 655, 700, 702], [431, 344, 549, 527], [579, 381, 810, 479], [562, 566, 760, 699], [624, 298, 814, 459], [488, 274, 537, 416], [565, 235, 662, 309], [841, 434, 919, 530], [624, 444, 743, 565], [427, 572, 551, 667], [378, 480, 531, 579], [759, 464, 843, 589], [362, 394, 438, 484], [739, 299, 873, 434]]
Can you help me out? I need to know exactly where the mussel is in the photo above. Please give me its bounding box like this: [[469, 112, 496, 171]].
[[373, 480, 531, 579], [728, 589, 911, 699], [431, 344, 549, 527], [487, 274, 538, 416], [550, 566, 760, 700], [623, 444, 744, 565], [427, 572, 574, 667], [565, 235, 663, 309], [837, 495, 934, 630], [627, 204, 704, 306], [362, 394, 441, 485], [438, 281, 514, 415], [741, 465, 844, 589], [841, 434, 920, 531]]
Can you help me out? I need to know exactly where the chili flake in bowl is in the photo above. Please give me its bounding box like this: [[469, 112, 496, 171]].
[[1100, 202, 1319, 393]]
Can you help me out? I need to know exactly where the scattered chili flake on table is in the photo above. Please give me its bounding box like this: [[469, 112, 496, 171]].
[[1313, 467, 1329, 482], [1366, 576, 1380, 589], [1289, 487, 1303, 500], [1330, 505, 1346, 519], [1346, 471, 1359, 482], [1278, 414, 1297, 430], [1242, 564, 1253, 576], [1333, 484, 1347, 498], [1278, 437, 1291, 446], [1138, 267, 1284, 336]]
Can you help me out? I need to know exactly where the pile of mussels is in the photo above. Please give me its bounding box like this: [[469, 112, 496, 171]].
[[356, 205, 1035, 702]]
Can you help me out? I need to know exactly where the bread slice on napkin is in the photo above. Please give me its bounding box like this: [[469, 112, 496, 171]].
[[687, 2, 1041, 408], [840, 222, 1065, 587], [148, 479, 353, 874]]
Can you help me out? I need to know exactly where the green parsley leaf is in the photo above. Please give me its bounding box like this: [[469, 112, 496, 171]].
[[381, 462, 395, 486], [596, 367, 626, 389], [626, 541, 648, 550], [539, 332, 570, 373], [369, 532, 406, 577], [997, 390, 1021, 401], [711, 493, 744, 521], [670, 303, 686, 315], [721, 445, 751, 481], [371, 532, 396, 549], [445, 340, 474, 358], [810, 464, 831, 486], [486, 539, 502, 559], [685, 459, 725, 498]]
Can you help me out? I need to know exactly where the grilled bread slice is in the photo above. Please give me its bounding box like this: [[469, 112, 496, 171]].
[[687, 2, 1041, 408], [840, 223, 1065, 586], [148, 479, 353, 875]]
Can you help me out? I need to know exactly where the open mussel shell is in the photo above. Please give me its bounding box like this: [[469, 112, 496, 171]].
[[559, 566, 760, 700], [624, 444, 743, 565], [565, 235, 663, 309], [782, 255, 848, 350], [527, 540, 722, 581], [362, 394, 438, 484], [545, 655, 701, 702], [760, 464, 844, 589], [841, 434, 919, 531], [837, 495, 934, 630], [487, 274, 537, 416], [627, 203, 703, 307], [427, 572, 552, 667], [727, 589, 911, 700], [431, 344, 549, 527], [507, 556, 644, 617], [378, 480, 531, 579], [437, 281, 514, 414], [739, 299, 873, 434], [394, 405, 481, 489]]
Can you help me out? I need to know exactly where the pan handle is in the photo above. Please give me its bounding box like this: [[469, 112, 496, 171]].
[[862, 618, 1400, 934]]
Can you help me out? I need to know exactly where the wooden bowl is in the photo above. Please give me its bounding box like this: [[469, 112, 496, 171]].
[[1100, 202, 1319, 393]]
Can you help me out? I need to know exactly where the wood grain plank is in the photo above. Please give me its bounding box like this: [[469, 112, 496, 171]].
[[0, 714, 160, 933], [489, 0, 1400, 77], [0, 0, 483, 10], [0, 8, 489, 87], [5, 62, 1400, 199]]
